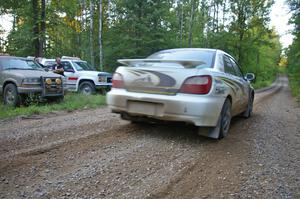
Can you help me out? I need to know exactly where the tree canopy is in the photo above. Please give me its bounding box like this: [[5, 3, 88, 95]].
[[0, 0, 281, 83]]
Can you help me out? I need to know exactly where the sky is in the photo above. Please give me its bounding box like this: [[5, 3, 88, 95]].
[[0, 0, 295, 49], [270, 0, 294, 48]]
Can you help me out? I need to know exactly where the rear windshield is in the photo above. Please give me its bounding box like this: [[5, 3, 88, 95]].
[[147, 50, 216, 68]]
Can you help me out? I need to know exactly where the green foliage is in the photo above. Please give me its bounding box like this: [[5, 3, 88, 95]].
[[0, 93, 106, 119], [286, 0, 300, 101], [1, 0, 281, 82]]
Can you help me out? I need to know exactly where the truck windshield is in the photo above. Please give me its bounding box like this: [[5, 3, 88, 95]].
[[73, 61, 95, 71], [0, 58, 42, 70]]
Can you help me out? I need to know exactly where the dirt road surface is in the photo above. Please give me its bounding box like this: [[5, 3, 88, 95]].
[[0, 76, 299, 199]]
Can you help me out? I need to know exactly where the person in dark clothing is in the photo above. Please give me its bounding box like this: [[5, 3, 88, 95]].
[[52, 57, 64, 76]]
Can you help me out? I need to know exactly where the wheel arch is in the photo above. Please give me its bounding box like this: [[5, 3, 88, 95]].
[[78, 79, 95, 86], [77, 79, 95, 91], [3, 80, 18, 93]]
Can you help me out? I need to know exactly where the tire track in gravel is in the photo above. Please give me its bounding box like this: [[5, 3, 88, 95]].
[[0, 76, 299, 199]]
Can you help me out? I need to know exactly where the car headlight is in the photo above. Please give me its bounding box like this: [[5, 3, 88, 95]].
[[98, 75, 106, 83], [22, 78, 41, 84], [45, 78, 52, 85], [55, 78, 62, 85]]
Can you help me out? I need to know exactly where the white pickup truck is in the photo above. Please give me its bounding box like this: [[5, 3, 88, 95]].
[[41, 57, 112, 94]]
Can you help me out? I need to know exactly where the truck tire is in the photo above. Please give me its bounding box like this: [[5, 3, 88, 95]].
[[3, 83, 22, 106], [79, 81, 95, 95]]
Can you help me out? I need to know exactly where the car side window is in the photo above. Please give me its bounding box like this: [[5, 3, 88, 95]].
[[230, 58, 244, 78], [62, 61, 73, 71], [223, 56, 236, 76], [217, 54, 224, 71]]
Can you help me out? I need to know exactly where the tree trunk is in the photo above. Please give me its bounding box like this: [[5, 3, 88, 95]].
[[89, 0, 94, 66], [40, 0, 46, 57], [179, 1, 184, 47], [99, 0, 103, 71], [188, 0, 195, 47], [32, 0, 40, 57]]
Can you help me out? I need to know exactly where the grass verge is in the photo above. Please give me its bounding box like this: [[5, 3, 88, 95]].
[[288, 73, 300, 102], [252, 72, 277, 90], [0, 93, 106, 119]]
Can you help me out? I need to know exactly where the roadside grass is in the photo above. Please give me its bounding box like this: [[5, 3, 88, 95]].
[[252, 71, 277, 90], [288, 73, 300, 102], [0, 93, 106, 119]]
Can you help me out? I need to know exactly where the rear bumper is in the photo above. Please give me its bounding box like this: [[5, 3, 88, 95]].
[[107, 89, 225, 127]]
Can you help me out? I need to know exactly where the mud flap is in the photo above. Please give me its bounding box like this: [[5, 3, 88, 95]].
[[197, 116, 221, 139]]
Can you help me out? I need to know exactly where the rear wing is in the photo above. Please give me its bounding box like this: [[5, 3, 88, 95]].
[[118, 59, 205, 69]]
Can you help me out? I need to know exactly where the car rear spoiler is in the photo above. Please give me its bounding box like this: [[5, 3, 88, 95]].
[[118, 59, 205, 69]]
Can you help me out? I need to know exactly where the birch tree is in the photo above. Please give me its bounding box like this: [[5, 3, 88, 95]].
[[99, 0, 103, 70], [90, 0, 94, 66]]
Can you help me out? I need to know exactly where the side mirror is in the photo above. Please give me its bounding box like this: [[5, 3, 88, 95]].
[[65, 68, 75, 73], [245, 73, 255, 82]]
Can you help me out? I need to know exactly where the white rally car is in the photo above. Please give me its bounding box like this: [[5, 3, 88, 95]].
[[107, 48, 255, 139], [41, 57, 112, 94]]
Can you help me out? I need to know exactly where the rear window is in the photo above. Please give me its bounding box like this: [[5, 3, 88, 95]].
[[147, 50, 216, 68]]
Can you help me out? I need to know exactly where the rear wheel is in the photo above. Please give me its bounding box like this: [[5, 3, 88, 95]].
[[3, 83, 22, 106], [218, 99, 232, 139], [79, 81, 95, 95]]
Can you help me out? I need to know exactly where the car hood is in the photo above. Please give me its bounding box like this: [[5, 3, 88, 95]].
[[77, 71, 112, 77], [5, 69, 62, 78]]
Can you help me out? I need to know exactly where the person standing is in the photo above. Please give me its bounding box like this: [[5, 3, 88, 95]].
[[53, 57, 64, 76]]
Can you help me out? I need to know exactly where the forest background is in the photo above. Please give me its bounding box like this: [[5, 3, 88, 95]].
[[0, 0, 299, 92]]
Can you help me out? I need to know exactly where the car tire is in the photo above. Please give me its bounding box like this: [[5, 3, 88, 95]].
[[218, 99, 232, 139], [242, 94, 254, 118], [79, 81, 95, 95], [3, 83, 22, 107]]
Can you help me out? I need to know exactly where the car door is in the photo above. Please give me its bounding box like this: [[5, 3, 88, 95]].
[[62, 61, 78, 91], [229, 57, 250, 109], [223, 55, 244, 114]]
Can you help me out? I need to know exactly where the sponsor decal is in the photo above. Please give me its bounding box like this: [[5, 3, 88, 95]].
[[217, 76, 246, 95], [127, 69, 176, 87]]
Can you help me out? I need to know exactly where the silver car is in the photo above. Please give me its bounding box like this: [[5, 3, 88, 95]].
[[107, 48, 255, 139]]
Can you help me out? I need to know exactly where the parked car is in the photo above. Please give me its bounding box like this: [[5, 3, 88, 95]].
[[0, 56, 67, 106], [40, 58, 56, 69], [41, 56, 112, 94], [107, 48, 255, 139]]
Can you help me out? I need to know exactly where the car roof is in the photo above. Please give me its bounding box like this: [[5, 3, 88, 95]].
[[158, 48, 218, 52]]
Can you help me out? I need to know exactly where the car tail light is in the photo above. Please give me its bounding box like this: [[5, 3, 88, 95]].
[[180, 75, 212, 94], [112, 73, 124, 88]]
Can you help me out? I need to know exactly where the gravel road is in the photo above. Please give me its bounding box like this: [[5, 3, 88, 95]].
[[0, 76, 299, 199]]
